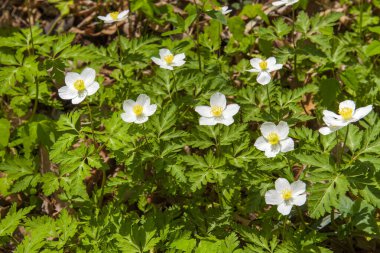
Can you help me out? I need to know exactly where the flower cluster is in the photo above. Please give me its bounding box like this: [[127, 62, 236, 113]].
[[57, 7, 374, 218]]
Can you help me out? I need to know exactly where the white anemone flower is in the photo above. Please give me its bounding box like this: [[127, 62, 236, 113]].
[[319, 100, 373, 135], [214, 6, 232, 15], [247, 57, 283, 85], [195, 92, 240, 126], [58, 67, 100, 104], [272, 0, 299, 7], [121, 94, 157, 124], [254, 121, 294, 158], [265, 178, 307, 215], [151, 49, 186, 70], [98, 10, 129, 24]]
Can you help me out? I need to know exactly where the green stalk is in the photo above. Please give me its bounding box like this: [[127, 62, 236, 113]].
[[98, 169, 106, 208], [86, 101, 97, 145], [171, 71, 178, 97], [28, 0, 39, 119], [116, 23, 123, 61], [338, 125, 350, 167], [359, 0, 363, 39], [292, 8, 298, 85], [193, 0, 202, 72], [266, 84, 272, 114], [296, 206, 306, 229]]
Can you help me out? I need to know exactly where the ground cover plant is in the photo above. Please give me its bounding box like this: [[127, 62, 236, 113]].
[[0, 0, 379, 252]]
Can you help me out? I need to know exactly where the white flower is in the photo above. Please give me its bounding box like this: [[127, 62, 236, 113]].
[[58, 67, 100, 104], [151, 49, 186, 70], [214, 6, 232, 15], [121, 94, 157, 124], [195, 92, 240, 126], [272, 0, 299, 7], [98, 10, 129, 24], [254, 121, 294, 158], [319, 100, 373, 135], [247, 57, 283, 85], [265, 178, 307, 215]]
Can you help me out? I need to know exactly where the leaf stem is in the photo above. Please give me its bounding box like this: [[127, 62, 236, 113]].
[[292, 8, 298, 85], [359, 0, 363, 40], [266, 84, 272, 114], [193, 0, 202, 72], [98, 169, 106, 208], [86, 101, 97, 145], [116, 23, 123, 61], [338, 125, 350, 167], [171, 71, 178, 98], [296, 206, 306, 229], [28, 0, 38, 120]]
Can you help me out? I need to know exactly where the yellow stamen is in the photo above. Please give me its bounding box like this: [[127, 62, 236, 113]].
[[133, 104, 143, 116], [339, 107, 353, 120], [211, 106, 223, 117], [259, 61, 268, 70], [214, 6, 222, 11], [110, 12, 119, 20], [267, 132, 280, 145], [281, 189, 292, 201], [164, 54, 174, 64], [73, 79, 85, 91]]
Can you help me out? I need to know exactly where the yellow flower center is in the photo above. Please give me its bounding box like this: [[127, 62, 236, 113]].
[[214, 6, 222, 11], [339, 107, 353, 120], [73, 79, 85, 91], [110, 12, 119, 20], [133, 104, 143, 116], [164, 54, 174, 64], [259, 61, 268, 70], [281, 189, 293, 201], [267, 132, 280, 145], [211, 106, 223, 117]]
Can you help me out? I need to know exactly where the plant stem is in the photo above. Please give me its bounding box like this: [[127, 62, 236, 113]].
[[296, 206, 306, 229], [193, 0, 202, 72], [337, 125, 350, 167], [359, 0, 363, 40], [28, 0, 39, 120], [86, 101, 97, 145], [266, 84, 272, 114], [171, 71, 178, 98], [98, 169, 106, 208], [116, 23, 123, 61], [292, 8, 298, 85]]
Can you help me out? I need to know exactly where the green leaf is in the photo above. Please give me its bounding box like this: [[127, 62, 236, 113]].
[[0, 118, 11, 148], [364, 40, 380, 57], [0, 204, 34, 237]]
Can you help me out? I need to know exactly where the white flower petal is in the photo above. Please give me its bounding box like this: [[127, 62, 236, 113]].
[[159, 48, 172, 59], [286, 0, 299, 6], [247, 68, 260, 73], [276, 121, 289, 139], [135, 115, 149, 124], [275, 178, 291, 192], [323, 110, 341, 119], [268, 64, 283, 72], [210, 92, 226, 109], [144, 104, 157, 116], [249, 58, 262, 70], [339, 100, 356, 112], [136, 94, 150, 106], [65, 72, 81, 88], [266, 57, 276, 68], [86, 81, 99, 96], [160, 65, 174, 70], [199, 117, 217, 126], [151, 57, 165, 67], [195, 106, 212, 117], [123, 99, 135, 113], [280, 138, 294, 153], [254, 136, 270, 151], [264, 144, 281, 158], [221, 117, 234, 126], [58, 86, 78, 100], [277, 203, 293, 215], [71, 92, 87, 104], [173, 53, 185, 62], [81, 67, 96, 86], [272, 1, 286, 6], [352, 105, 372, 121], [257, 71, 271, 85], [319, 126, 339, 135], [121, 112, 136, 123], [290, 181, 306, 196], [265, 190, 283, 205], [260, 122, 277, 138], [118, 10, 129, 19], [322, 116, 348, 127], [171, 60, 185, 67], [223, 104, 240, 118], [291, 194, 306, 206]]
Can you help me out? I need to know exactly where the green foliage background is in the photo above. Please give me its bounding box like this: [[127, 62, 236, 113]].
[[0, 0, 379, 252]]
